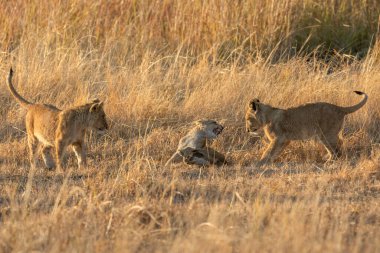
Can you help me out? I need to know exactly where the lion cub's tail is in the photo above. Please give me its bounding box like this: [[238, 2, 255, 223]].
[[341, 91, 368, 114], [7, 68, 33, 108]]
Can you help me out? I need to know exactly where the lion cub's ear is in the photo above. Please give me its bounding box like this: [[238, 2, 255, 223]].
[[249, 99, 260, 111], [92, 98, 101, 103], [194, 119, 217, 126], [90, 101, 104, 112], [194, 119, 205, 126]]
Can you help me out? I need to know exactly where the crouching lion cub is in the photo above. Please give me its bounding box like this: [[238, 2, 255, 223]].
[[245, 91, 368, 166], [165, 120, 227, 166], [7, 68, 108, 171]]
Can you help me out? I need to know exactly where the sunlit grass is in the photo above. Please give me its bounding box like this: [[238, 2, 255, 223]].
[[0, 1, 379, 252]]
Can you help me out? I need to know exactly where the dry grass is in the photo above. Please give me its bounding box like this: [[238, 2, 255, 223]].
[[0, 1, 380, 252]]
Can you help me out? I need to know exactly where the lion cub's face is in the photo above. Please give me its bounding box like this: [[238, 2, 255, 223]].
[[89, 101, 108, 134], [245, 99, 263, 135], [195, 119, 224, 139]]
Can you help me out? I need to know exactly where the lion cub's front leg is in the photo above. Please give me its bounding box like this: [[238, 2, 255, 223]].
[[72, 141, 87, 169], [182, 149, 211, 166], [202, 148, 227, 166], [55, 138, 68, 172], [41, 146, 55, 169], [182, 147, 226, 166], [258, 138, 289, 166]]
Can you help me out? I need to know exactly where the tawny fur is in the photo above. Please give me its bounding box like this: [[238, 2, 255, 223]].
[[165, 119, 227, 167], [245, 91, 368, 165], [7, 68, 108, 171]]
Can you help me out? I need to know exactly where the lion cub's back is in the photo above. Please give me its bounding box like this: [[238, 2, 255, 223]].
[[281, 102, 344, 139], [178, 129, 205, 150], [28, 104, 61, 145]]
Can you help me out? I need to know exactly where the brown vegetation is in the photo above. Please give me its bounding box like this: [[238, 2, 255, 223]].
[[0, 1, 379, 252]]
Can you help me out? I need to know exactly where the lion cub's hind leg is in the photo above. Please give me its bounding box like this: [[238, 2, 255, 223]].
[[319, 134, 343, 160], [184, 149, 210, 166], [318, 118, 344, 160], [41, 146, 55, 169], [26, 114, 39, 168], [183, 149, 211, 166], [165, 148, 212, 167], [167, 147, 209, 166], [27, 135, 39, 168]]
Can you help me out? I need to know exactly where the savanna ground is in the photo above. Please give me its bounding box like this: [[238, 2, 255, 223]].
[[0, 1, 380, 252]]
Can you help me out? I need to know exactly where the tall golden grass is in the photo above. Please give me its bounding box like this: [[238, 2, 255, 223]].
[[0, 1, 379, 252]]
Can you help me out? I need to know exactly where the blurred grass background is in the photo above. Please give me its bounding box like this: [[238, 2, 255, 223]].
[[0, 1, 379, 252]]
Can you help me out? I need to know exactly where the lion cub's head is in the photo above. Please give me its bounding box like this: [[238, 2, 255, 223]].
[[194, 119, 224, 139], [88, 99, 108, 134], [245, 98, 264, 135]]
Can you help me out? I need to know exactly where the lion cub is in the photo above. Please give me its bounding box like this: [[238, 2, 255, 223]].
[[245, 91, 368, 165], [7, 68, 108, 170], [165, 120, 227, 166]]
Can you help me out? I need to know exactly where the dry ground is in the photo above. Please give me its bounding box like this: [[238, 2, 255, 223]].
[[0, 57, 379, 253]]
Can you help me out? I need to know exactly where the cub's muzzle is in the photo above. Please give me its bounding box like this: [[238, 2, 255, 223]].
[[213, 126, 224, 135]]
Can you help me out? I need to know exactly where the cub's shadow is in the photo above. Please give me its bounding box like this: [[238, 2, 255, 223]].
[[176, 161, 334, 180], [247, 161, 342, 177]]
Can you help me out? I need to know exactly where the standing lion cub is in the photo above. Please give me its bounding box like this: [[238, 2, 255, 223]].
[[245, 91, 368, 165], [165, 119, 227, 166], [7, 68, 108, 171]]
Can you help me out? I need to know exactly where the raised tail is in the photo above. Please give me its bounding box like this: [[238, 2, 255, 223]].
[[341, 91, 368, 114], [7, 68, 33, 108]]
